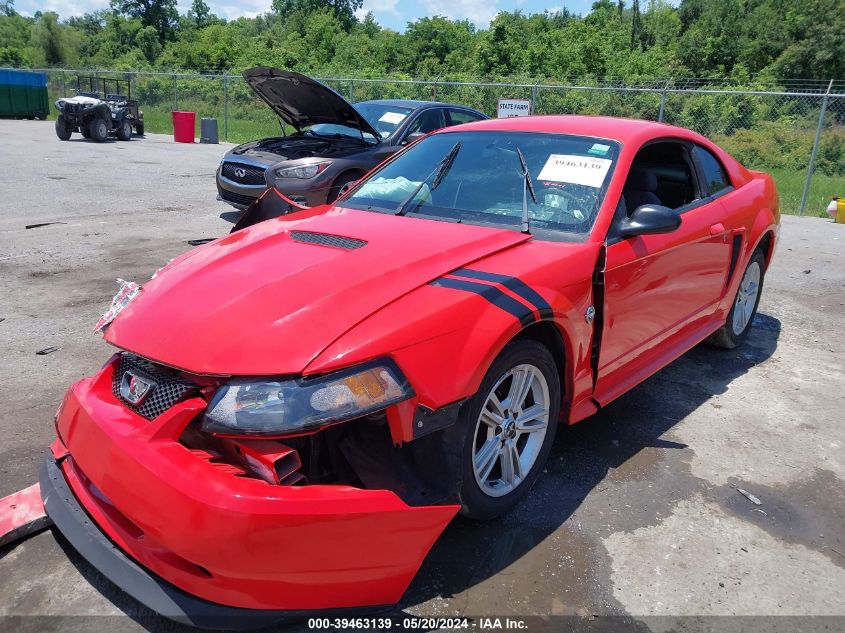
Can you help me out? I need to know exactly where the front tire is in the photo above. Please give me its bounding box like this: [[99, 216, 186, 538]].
[[116, 118, 132, 141], [708, 249, 766, 349], [55, 115, 72, 141], [327, 172, 360, 203], [135, 123, 144, 136], [88, 117, 109, 142], [456, 339, 560, 520]]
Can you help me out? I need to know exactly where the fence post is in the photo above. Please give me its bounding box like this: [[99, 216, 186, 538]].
[[349, 79, 354, 103], [172, 73, 178, 112], [61, 70, 66, 97], [658, 89, 667, 122], [799, 79, 834, 216], [531, 85, 539, 114], [223, 75, 229, 142]]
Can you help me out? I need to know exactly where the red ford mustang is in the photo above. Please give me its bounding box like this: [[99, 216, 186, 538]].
[[41, 116, 779, 627]]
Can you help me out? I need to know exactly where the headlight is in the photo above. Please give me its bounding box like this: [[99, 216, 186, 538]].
[[201, 360, 413, 436], [275, 163, 330, 179]]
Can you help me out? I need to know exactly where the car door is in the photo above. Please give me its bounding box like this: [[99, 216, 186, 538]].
[[402, 108, 447, 141], [594, 139, 733, 405]]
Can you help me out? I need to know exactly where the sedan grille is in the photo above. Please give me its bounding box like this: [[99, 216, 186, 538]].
[[219, 188, 259, 208], [112, 353, 197, 420], [221, 161, 266, 185]]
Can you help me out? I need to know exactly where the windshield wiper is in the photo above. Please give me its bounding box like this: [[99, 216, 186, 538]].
[[516, 146, 537, 234], [395, 142, 462, 216]]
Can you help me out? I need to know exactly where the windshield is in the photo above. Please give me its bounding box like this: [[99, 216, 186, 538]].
[[299, 102, 413, 142], [354, 103, 414, 138], [342, 131, 620, 238]]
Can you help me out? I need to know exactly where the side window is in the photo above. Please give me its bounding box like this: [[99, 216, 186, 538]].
[[623, 141, 700, 213], [406, 109, 446, 136], [446, 109, 485, 126], [693, 146, 732, 196]]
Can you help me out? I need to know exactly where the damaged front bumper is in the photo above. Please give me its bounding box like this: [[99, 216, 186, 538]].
[[42, 361, 458, 628]]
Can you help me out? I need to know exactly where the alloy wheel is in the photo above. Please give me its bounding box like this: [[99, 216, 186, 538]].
[[732, 260, 761, 335], [472, 364, 550, 497]]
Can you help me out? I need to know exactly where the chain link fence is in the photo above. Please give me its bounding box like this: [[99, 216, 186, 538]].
[[36, 69, 845, 216]]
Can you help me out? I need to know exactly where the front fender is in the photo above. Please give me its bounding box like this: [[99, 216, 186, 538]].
[[307, 241, 600, 443]]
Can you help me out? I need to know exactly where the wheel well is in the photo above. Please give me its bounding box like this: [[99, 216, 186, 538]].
[[513, 321, 568, 406], [333, 170, 363, 188], [756, 231, 774, 269]]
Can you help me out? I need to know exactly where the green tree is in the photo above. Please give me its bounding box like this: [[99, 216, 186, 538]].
[[30, 12, 70, 65], [271, 0, 362, 32], [110, 0, 178, 42], [187, 0, 212, 29]]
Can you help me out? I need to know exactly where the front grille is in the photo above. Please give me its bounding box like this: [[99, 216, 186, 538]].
[[112, 353, 197, 420], [219, 188, 259, 208], [221, 161, 267, 185], [290, 231, 367, 250]]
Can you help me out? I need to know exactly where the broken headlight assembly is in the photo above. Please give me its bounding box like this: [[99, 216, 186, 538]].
[[201, 359, 414, 437]]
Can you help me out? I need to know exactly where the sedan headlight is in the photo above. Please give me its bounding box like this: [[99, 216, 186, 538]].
[[275, 163, 330, 179], [201, 360, 413, 436]]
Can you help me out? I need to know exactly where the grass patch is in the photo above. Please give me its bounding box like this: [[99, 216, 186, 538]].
[[142, 109, 281, 143], [770, 168, 845, 217]]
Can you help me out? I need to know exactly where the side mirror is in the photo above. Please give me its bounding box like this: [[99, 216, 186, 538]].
[[619, 204, 681, 238], [402, 131, 425, 145]]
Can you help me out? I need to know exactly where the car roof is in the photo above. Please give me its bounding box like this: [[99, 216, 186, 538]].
[[447, 115, 703, 145], [359, 99, 483, 112]]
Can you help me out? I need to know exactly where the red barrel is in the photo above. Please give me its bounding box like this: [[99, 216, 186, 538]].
[[172, 111, 195, 143]]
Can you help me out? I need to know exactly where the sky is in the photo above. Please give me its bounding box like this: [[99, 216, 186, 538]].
[[17, 0, 603, 31]]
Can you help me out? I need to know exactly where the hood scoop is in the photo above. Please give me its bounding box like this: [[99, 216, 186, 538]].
[[290, 231, 367, 250]]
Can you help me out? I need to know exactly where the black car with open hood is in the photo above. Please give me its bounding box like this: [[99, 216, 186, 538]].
[[216, 68, 488, 211], [242, 67, 381, 138]]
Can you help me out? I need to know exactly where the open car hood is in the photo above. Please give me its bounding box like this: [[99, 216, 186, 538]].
[[243, 67, 380, 138], [104, 208, 530, 376]]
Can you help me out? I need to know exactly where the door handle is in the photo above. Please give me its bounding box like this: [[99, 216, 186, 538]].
[[710, 223, 725, 236]]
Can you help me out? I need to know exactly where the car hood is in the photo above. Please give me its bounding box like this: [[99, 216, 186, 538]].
[[243, 67, 380, 139], [104, 208, 531, 376]]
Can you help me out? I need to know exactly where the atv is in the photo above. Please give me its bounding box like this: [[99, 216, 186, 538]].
[[54, 76, 144, 142]]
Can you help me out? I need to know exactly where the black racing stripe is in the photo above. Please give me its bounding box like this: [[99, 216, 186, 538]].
[[430, 278, 535, 326], [451, 268, 553, 317]]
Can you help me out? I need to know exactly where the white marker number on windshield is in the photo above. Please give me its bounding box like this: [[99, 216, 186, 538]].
[[538, 154, 612, 188]]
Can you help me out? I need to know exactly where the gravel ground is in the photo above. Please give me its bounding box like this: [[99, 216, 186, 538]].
[[0, 119, 843, 632]]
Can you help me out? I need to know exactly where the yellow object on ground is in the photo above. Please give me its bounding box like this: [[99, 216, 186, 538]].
[[827, 197, 845, 223]]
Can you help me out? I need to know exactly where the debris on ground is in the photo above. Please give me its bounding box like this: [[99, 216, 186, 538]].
[[25, 222, 67, 230], [35, 346, 58, 355], [736, 487, 763, 505], [0, 483, 52, 549], [186, 238, 216, 246]]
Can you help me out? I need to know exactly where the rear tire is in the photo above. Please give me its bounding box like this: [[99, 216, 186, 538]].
[[135, 123, 144, 136], [454, 339, 560, 520], [708, 249, 766, 349], [55, 115, 72, 141], [88, 117, 109, 142], [116, 118, 132, 141]]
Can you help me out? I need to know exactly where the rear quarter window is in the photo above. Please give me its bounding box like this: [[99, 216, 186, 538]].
[[447, 109, 485, 126], [694, 145, 732, 196]]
